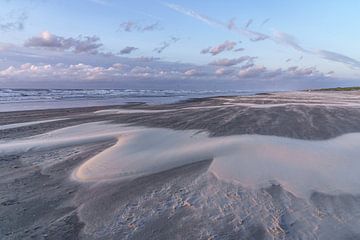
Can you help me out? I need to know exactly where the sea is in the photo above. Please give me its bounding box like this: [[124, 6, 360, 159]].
[[0, 88, 258, 112]]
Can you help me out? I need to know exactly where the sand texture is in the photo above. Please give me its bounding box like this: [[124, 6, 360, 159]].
[[2, 90, 360, 239]]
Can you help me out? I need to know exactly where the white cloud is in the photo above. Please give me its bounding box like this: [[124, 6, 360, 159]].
[[184, 69, 198, 76], [24, 31, 104, 55], [0, 60, 330, 85], [215, 67, 233, 76]]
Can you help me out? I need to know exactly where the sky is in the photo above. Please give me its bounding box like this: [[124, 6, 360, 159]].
[[1, 0, 360, 90]]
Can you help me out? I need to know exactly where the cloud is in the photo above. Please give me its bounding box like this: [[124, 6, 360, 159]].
[[0, 42, 340, 87], [24, 31, 104, 55], [0, 58, 333, 87], [89, 0, 111, 5], [164, 3, 222, 28], [209, 56, 256, 67], [164, 2, 360, 71], [118, 21, 136, 32], [118, 21, 161, 32], [201, 40, 237, 56], [238, 66, 267, 78], [234, 48, 245, 52], [133, 56, 160, 62], [165, 2, 269, 43], [0, 11, 27, 32], [154, 36, 179, 54], [142, 22, 161, 31], [0, 63, 123, 81], [227, 18, 236, 30], [165, 4, 269, 43], [236, 65, 324, 80], [0, 43, 14, 52], [119, 46, 138, 55], [184, 69, 199, 76], [165, 2, 269, 42], [273, 31, 309, 53], [226, 18, 270, 42], [215, 67, 234, 76], [245, 19, 253, 29], [317, 50, 360, 69], [286, 66, 321, 77], [260, 18, 270, 27], [272, 32, 360, 69], [0, 62, 183, 81]]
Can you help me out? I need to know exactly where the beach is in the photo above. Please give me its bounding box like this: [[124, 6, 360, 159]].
[[2, 90, 360, 239]]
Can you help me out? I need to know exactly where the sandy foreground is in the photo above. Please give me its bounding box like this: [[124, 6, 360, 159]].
[[2, 90, 360, 239]]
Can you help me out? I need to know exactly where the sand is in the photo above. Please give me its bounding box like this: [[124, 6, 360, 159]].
[[2, 90, 360, 239], [4, 120, 359, 199]]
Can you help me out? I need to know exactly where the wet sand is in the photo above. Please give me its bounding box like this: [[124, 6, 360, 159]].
[[2, 90, 360, 239]]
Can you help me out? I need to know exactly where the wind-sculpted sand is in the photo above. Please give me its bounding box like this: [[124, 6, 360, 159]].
[[2, 90, 360, 239], [7, 121, 359, 198]]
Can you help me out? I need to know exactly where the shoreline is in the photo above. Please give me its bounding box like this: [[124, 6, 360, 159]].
[[0, 88, 261, 113], [2, 90, 360, 140]]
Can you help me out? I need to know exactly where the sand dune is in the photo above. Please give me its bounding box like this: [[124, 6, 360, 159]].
[[2, 121, 360, 199]]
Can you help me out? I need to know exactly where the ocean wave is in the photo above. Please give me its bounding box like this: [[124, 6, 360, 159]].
[[0, 88, 253, 103]]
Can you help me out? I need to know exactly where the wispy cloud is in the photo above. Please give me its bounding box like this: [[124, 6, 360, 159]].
[[209, 56, 256, 67], [164, 3, 269, 42], [273, 31, 360, 69], [260, 18, 270, 27], [118, 21, 161, 32], [88, 0, 111, 6], [201, 40, 237, 56], [273, 31, 310, 53], [234, 48, 245, 52], [164, 3, 222, 28], [119, 46, 138, 55], [245, 19, 253, 29], [154, 36, 179, 54], [318, 50, 360, 69], [227, 19, 269, 42], [0, 10, 28, 32], [164, 2, 360, 70]]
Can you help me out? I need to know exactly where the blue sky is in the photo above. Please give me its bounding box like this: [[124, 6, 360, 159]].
[[0, 0, 360, 89]]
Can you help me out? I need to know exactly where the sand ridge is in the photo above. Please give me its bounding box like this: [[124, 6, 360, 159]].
[[2, 121, 360, 199]]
